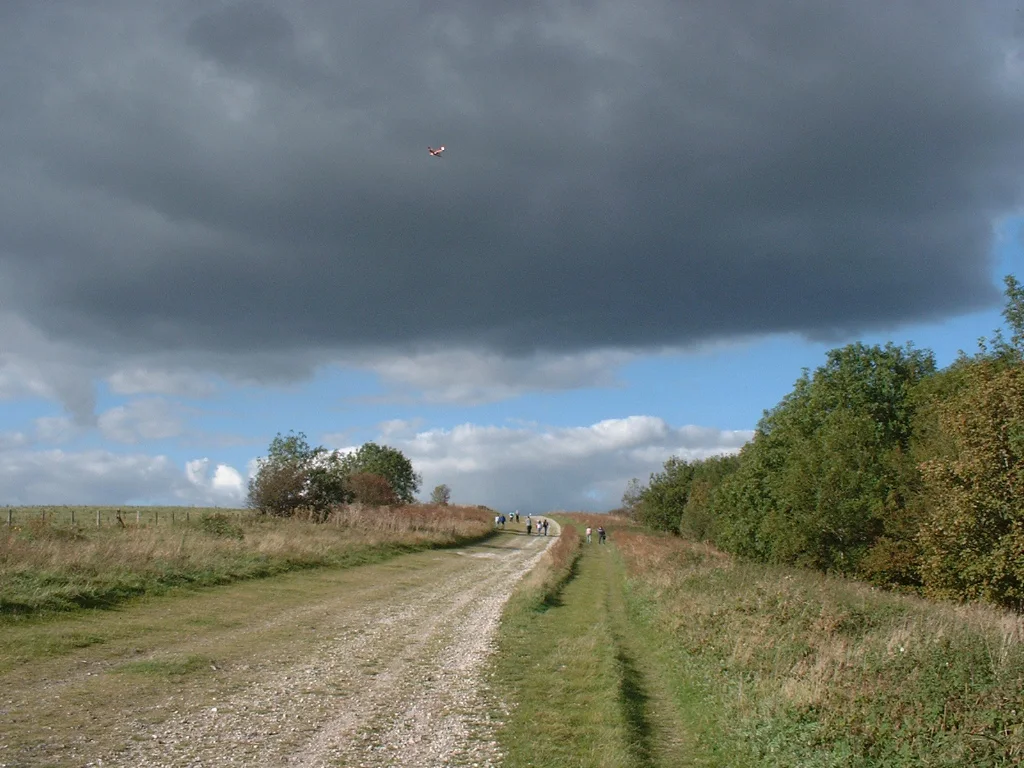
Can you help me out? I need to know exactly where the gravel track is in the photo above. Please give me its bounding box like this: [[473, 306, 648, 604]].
[[0, 527, 555, 768]]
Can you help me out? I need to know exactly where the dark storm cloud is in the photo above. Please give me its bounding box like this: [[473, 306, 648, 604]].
[[185, 3, 294, 65], [1, 0, 1021, 367]]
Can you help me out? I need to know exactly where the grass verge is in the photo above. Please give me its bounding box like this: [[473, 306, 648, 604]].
[[495, 514, 1024, 766], [613, 527, 1024, 767]]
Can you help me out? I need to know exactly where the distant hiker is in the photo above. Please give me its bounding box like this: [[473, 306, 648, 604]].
[[495, 515, 501, 528], [526, 520, 532, 535], [598, 526, 606, 544], [586, 526, 592, 543], [543, 520, 549, 536]]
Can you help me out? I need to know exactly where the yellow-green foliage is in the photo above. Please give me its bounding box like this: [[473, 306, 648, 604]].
[[919, 362, 1024, 609]]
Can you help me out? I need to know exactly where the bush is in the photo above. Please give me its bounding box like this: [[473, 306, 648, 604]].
[[347, 473, 399, 506], [247, 432, 347, 520]]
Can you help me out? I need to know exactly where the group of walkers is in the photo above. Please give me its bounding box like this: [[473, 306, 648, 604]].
[[494, 513, 609, 543], [525, 516, 550, 536], [494, 512, 521, 528]]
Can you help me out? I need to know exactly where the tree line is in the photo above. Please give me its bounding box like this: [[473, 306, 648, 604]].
[[248, 432, 452, 519], [622, 275, 1024, 611]]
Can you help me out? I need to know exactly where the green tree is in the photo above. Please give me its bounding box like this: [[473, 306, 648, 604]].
[[910, 274, 1024, 605], [430, 484, 452, 505], [340, 442, 421, 504], [679, 454, 741, 541], [634, 457, 697, 533], [705, 446, 775, 560], [1004, 274, 1024, 355], [621, 478, 645, 519], [247, 431, 347, 520], [705, 342, 935, 576], [987, 274, 1024, 363]]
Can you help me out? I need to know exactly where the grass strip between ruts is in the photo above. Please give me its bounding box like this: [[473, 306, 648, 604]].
[[491, 524, 735, 767]]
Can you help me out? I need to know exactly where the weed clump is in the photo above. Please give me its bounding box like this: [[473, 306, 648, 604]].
[[16, 518, 87, 543], [195, 513, 244, 540]]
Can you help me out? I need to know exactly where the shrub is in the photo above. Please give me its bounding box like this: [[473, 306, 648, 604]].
[[347, 473, 399, 506]]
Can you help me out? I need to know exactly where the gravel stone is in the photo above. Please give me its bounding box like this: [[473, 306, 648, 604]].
[[94, 531, 554, 767]]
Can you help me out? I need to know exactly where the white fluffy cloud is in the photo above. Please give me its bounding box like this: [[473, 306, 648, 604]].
[[361, 415, 754, 514], [185, 458, 246, 501]]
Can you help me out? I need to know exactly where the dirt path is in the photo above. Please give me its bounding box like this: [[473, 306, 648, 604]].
[[0, 526, 556, 767]]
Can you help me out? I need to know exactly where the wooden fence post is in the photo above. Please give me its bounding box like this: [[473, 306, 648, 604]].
[[137, 510, 141, 525], [96, 509, 101, 527], [71, 509, 75, 525], [6, 508, 11, 527], [154, 510, 158, 526]]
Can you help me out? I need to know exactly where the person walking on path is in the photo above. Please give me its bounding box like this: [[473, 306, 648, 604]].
[[597, 526, 606, 544]]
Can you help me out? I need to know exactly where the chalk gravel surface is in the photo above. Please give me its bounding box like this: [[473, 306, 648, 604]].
[[30, 531, 553, 768], [123, 533, 548, 768]]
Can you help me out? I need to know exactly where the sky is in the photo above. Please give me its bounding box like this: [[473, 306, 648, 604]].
[[0, 1, 1022, 514]]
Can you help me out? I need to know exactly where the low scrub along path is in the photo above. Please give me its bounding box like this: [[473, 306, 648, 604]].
[[0, 524, 555, 767]]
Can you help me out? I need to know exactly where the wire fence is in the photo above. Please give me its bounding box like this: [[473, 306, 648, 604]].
[[3, 505, 247, 528]]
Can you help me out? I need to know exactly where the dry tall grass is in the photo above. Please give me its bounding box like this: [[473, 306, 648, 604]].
[[613, 528, 1024, 765], [1, 504, 494, 617]]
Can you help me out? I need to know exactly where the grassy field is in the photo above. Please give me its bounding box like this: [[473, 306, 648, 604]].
[[493, 514, 1024, 767], [1, 504, 495, 618]]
